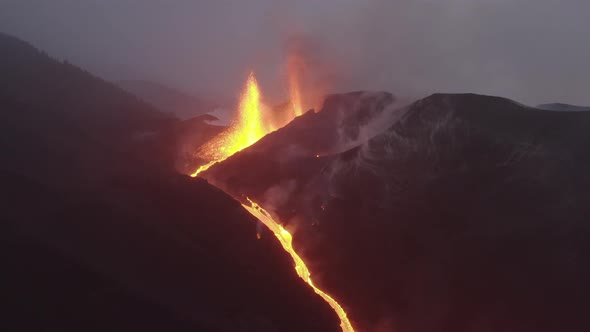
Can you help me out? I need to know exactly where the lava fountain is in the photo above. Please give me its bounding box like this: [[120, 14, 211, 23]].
[[288, 59, 304, 117], [190, 72, 355, 331], [191, 72, 267, 177]]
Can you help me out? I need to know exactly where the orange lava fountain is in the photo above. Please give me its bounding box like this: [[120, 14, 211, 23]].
[[191, 72, 267, 177], [289, 68, 303, 116], [288, 54, 304, 117]]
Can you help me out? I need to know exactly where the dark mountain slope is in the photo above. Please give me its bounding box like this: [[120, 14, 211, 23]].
[[204, 93, 590, 332], [302, 94, 590, 331], [0, 33, 171, 140], [2, 169, 340, 332], [2, 237, 200, 332], [118, 80, 215, 119], [0, 32, 177, 178], [0, 33, 340, 332]]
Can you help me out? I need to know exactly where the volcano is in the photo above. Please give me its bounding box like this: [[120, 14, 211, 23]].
[[201, 92, 590, 332], [4, 29, 590, 332]]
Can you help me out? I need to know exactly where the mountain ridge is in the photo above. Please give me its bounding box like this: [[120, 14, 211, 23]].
[[202, 91, 590, 332]]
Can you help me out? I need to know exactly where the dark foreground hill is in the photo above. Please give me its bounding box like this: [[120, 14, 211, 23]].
[[203, 93, 590, 332], [0, 32, 340, 332]]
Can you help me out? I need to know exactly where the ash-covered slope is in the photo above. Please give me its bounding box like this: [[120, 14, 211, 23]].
[[0, 33, 340, 332], [204, 93, 590, 332], [254, 91, 397, 155], [201, 91, 399, 201]]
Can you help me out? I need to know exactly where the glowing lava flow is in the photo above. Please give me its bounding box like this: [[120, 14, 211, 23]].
[[242, 198, 355, 332], [189, 71, 354, 330], [191, 72, 266, 177]]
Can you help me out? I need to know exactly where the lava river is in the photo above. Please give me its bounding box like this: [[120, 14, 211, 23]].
[[242, 199, 354, 332]]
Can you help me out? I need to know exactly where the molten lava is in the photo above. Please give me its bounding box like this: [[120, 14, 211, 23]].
[[243, 198, 354, 332], [234, 71, 266, 146], [190, 71, 354, 331], [191, 72, 267, 177]]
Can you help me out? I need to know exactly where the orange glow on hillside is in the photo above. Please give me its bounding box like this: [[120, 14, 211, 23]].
[[243, 198, 355, 332]]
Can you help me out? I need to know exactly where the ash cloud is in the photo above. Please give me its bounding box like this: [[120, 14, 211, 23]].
[[1, 0, 588, 106]]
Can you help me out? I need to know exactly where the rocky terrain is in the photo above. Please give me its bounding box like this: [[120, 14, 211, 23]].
[[203, 92, 590, 332]]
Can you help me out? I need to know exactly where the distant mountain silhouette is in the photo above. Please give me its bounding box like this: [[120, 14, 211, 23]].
[[537, 103, 590, 112], [0, 32, 340, 332], [118, 79, 216, 119], [204, 92, 590, 332]]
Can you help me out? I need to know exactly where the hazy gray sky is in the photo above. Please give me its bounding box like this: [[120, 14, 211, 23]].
[[1, 0, 588, 105]]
